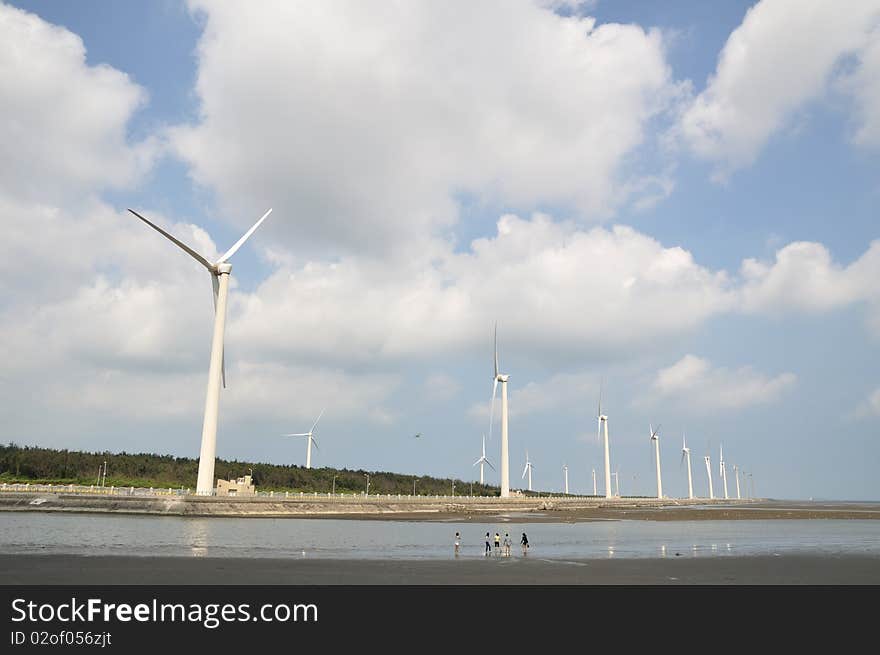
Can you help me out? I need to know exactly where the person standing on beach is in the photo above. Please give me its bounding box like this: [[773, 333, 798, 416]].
[[503, 532, 511, 557], [454, 531, 461, 557], [494, 532, 501, 554], [485, 532, 492, 556], [520, 532, 529, 555]]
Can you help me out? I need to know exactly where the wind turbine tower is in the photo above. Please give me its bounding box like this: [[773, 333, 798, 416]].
[[563, 464, 569, 495], [489, 325, 511, 498], [733, 464, 741, 499], [704, 454, 714, 500], [720, 444, 729, 500], [597, 387, 612, 498], [127, 207, 272, 495], [650, 424, 663, 499], [681, 435, 694, 499]]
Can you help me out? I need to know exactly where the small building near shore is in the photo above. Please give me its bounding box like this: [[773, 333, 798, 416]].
[[216, 474, 256, 497]]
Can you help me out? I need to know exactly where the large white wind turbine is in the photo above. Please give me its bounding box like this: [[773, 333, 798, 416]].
[[473, 434, 495, 485], [681, 434, 694, 500], [597, 386, 612, 498], [563, 464, 569, 495], [283, 408, 325, 469], [704, 454, 714, 500], [522, 451, 534, 492], [733, 463, 741, 499], [127, 207, 272, 495], [488, 324, 511, 497], [650, 423, 663, 499], [720, 444, 729, 500]]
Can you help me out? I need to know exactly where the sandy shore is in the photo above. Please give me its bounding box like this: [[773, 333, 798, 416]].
[[2, 553, 879, 584]]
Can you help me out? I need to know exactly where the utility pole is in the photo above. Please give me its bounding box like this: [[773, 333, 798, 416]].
[[332, 474, 338, 495], [102, 461, 107, 487], [364, 473, 370, 496]]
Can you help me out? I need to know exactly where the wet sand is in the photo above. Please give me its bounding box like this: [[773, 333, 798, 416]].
[[2, 553, 879, 584]]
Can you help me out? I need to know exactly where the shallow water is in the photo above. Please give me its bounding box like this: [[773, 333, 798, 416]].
[[2, 513, 879, 560]]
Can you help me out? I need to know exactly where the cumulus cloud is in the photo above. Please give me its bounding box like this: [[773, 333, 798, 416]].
[[852, 387, 880, 418], [171, 0, 676, 253], [0, 3, 156, 206], [230, 213, 737, 365], [675, 0, 880, 176], [738, 240, 880, 315], [648, 354, 796, 411]]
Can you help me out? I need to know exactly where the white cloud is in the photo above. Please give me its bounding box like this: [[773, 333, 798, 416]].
[[840, 27, 880, 146], [649, 354, 796, 411], [0, 3, 156, 206], [675, 0, 880, 176], [739, 240, 880, 315], [231, 213, 737, 365], [171, 0, 676, 254], [852, 387, 880, 418]]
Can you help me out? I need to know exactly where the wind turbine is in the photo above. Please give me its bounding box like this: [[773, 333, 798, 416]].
[[681, 434, 694, 500], [562, 464, 569, 495], [127, 207, 272, 495], [522, 451, 534, 492], [473, 434, 495, 485], [650, 423, 663, 499], [283, 408, 325, 469], [591, 468, 597, 496], [733, 464, 741, 499], [488, 324, 511, 498], [704, 453, 714, 500], [720, 444, 729, 500], [613, 468, 621, 497], [597, 385, 612, 498]]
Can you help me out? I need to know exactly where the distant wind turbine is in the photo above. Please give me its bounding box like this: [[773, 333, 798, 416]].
[[488, 324, 511, 498], [592, 468, 597, 496], [733, 464, 741, 499], [681, 434, 694, 500], [522, 451, 534, 492], [283, 408, 325, 469], [613, 468, 621, 497], [562, 464, 569, 495], [720, 444, 729, 500], [127, 207, 272, 495], [473, 434, 495, 485], [650, 423, 663, 499], [704, 453, 714, 500]]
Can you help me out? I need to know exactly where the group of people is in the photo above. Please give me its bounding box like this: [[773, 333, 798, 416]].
[[453, 531, 529, 557]]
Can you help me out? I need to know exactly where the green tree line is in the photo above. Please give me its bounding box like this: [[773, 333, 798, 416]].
[[0, 443, 514, 496]]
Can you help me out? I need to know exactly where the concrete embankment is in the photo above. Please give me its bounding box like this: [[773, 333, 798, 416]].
[[0, 491, 732, 519]]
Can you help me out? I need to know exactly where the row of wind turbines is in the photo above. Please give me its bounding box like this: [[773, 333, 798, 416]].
[[125, 206, 756, 500], [478, 327, 756, 500]]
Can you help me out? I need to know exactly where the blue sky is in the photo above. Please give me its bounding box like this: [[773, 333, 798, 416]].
[[1, 0, 878, 500]]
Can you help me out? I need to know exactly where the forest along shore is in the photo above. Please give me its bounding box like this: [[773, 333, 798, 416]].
[[0, 492, 878, 520]]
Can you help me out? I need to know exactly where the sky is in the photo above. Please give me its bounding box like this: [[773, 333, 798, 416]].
[[1, 0, 878, 500]]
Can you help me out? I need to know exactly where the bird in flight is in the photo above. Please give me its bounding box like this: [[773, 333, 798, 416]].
[[413, 433, 422, 439]]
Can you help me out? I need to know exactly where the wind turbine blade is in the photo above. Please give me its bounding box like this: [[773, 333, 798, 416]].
[[488, 378, 498, 441], [486, 460, 496, 471], [211, 275, 226, 388], [282, 433, 310, 437], [522, 464, 528, 479], [494, 323, 499, 378], [310, 408, 326, 433], [127, 209, 214, 271], [216, 208, 273, 263], [310, 436, 319, 451], [474, 458, 482, 467]]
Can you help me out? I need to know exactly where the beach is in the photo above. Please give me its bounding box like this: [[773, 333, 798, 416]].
[[2, 553, 879, 584]]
